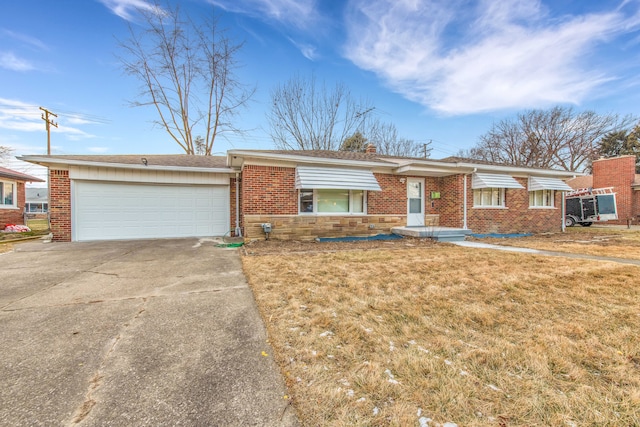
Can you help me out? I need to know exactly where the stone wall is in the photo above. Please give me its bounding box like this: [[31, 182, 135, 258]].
[[243, 214, 407, 240]]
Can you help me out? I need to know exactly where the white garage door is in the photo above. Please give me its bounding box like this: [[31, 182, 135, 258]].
[[74, 181, 229, 241]]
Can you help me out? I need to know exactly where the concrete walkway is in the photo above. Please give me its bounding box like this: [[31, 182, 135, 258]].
[[453, 240, 640, 266], [0, 239, 298, 426]]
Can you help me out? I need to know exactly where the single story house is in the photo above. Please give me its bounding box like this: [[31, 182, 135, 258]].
[[0, 166, 45, 229], [567, 155, 640, 224], [20, 148, 577, 242], [25, 187, 49, 214]]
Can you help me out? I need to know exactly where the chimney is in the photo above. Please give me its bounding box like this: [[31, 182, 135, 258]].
[[365, 143, 377, 154]]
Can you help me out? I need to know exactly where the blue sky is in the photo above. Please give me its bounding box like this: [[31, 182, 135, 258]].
[[2, 0, 640, 181]]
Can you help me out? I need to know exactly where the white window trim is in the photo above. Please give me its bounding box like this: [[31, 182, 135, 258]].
[[0, 180, 17, 209], [299, 189, 368, 215], [529, 189, 556, 209], [473, 187, 507, 208]]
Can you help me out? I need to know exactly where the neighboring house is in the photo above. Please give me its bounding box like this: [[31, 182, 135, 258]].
[[20, 148, 577, 242], [0, 166, 45, 229], [25, 188, 49, 214], [567, 155, 640, 224]]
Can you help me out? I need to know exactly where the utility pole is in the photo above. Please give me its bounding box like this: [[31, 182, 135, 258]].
[[40, 107, 58, 155], [423, 140, 432, 158]]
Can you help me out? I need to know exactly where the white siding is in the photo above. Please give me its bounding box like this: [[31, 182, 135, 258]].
[[70, 166, 230, 185], [73, 181, 229, 241]]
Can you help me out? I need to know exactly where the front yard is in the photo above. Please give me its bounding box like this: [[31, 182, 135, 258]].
[[241, 233, 640, 426]]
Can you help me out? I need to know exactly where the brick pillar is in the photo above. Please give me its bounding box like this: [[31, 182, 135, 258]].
[[593, 156, 636, 224], [49, 169, 71, 241]]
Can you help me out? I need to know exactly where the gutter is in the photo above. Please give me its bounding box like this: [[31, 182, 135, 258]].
[[227, 150, 398, 169], [18, 156, 237, 174]]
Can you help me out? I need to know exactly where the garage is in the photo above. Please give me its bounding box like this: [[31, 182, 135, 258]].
[[73, 181, 230, 241]]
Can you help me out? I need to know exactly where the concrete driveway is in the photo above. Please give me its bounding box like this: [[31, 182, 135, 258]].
[[0, 238, 297, 426]]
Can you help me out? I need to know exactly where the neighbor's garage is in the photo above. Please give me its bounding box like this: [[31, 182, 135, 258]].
[[73, 181, 230, 241]]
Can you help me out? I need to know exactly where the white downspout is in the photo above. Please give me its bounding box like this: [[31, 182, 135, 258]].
[[561, 191, 566, 233], [235, 172, 242, 237], [463, 174, 468, 230], [463, 169, 476, 230]]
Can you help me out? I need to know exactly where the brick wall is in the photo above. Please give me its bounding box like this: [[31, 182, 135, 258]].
[[466, 177, 563, 234], [0, 181, 26, 228], [241, 165, 297, 216], [230, 176, 242, 236], [438, 175, 465, 227], [592, 156, 636, 224], [49, 170, 71, 242]]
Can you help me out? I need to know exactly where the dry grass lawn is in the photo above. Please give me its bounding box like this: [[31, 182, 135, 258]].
[[481, 227, 640, 260], [242, 241, 640, 426]]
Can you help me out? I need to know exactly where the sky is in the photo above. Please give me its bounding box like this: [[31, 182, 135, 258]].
[[2, 0, 640, 184]]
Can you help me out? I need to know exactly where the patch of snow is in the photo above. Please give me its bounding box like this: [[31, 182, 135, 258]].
[[487, 384, 502, 392], [373, 407, 380, 415], [408, 340, 417, 345], [357, 397, 366, 402], [319, 330, 334, 337], [459, 370, 469, 376], [389, 341, 395, 351], [385, 369, 400, 384], [418, 346, 430, 354], [346, 389, 354, 397], [444, 359, 452, 365], [419, 417, 432, 427], [417, 408, 422, 417], [443, 423, 458, 427]]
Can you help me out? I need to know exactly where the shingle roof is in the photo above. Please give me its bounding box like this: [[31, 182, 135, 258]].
[[0, 166, 44, 182], [567, 175, 593, 190], [24, 154, 228, 168]]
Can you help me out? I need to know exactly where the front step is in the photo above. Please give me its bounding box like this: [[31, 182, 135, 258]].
[[391, 226, 473, 242]]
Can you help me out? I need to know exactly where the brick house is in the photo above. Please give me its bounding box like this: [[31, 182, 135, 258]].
[[0, 166, 45, 229], [567, 155, 640, 225], [21, 149, 577, 242]]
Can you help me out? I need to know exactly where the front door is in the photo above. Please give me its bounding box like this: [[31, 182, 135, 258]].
[[407, 178, 425, 226]]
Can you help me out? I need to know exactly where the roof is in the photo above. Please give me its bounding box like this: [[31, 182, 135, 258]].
[[26, 188, 48, 201], [19, 150, 581, 179], [228, 149, 581, 178], [20, 154, 227, 168], [0, 166, 44, 182], [18, 154, 232, 174], [567, 175, 594, 190]]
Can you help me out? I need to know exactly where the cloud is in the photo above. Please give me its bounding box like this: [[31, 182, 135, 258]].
[[343, 0, 640, 115], [0, 98, 96, 139], [88, 146, 109, 153], [287, 38, 319, 60], [211, 0, 318, 29], [1, 29, 48, 51], [98, 0, 164, 21], [0, 51, 35, 71]]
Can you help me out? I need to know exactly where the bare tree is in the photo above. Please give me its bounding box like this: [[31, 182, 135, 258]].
[[119, 2, 252, 155], [0, 146, 12, 159], [366, 120, 427, 157], [268, 74, 374, 150], [467, 106, 633, 171]]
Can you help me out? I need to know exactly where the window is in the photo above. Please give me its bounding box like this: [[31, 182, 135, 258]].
[[0, 182, 15, 208], [529, 189, 554, 208], [26, 202, 48, 213], [299, 189, 366, 214], [473, 187, 505, 207]]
